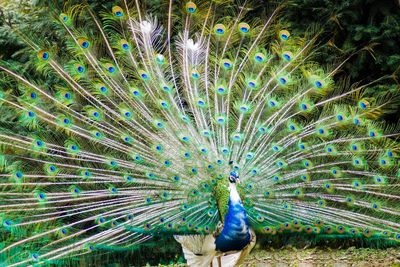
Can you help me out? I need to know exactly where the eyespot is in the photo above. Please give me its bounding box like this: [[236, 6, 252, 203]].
[[231, 132, 243, 142], [160, 84, 171, 93], [278, 77, 287, 85], [120, 39, 129, 50], [254, 52, 266, 63], [78, 38, 90, 49], [191, 69, 200, 80], [154, 120, 165, 129], [300, 102, 310, 111], [139, 70, 150, 80], [186, 2, 197, 13], [369, 131, 376, 138], [282, 51, 293, 61], [346, 196, 354, 204], [298, 143, 306, 150], [325, 183, 331, 190], [317, 128, 325, 135], [29, 92, 37, 99], [74, 64, 85, 73], [289, 124, 296, 131], [279, 30, 290, 41], [216, 85, 227, 95], [213, 24, 226, 35], [105, 63, 116, 74], [59, 13, 69, 23], [112, 6, 124, 17], [181, 114, 190, 123], [220, 147, 229, 155], [63, 92, 72, 100], [374, 176, 385, 184], [221, 59, 233, 70], [247, 80, 257, 89], [300, 174, 310, 182], [196, 98, 206, 108], [36, 192, 46, 200], [155, 54, 165, 64], [358, 99, 369, 110], [238, 22, 250, 33], [38, 50, 50, 61], [314, 80, 324, 88], [239, 104, 250, 113], [258, 126, 267, 133], [159, 100, 170, 109]]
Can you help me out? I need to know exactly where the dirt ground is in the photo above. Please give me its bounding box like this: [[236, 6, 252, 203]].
[[240, 247, 400, 267], [154, 247, 400, 267]]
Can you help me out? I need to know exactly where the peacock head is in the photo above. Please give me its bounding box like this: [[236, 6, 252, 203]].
[[228, 161, 241, 184], [228, 171, 240, 184]]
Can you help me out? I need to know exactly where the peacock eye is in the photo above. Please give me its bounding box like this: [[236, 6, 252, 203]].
[[191, 69, 200, 79], [78, 38, 90, 49], [247, 80, 257, 89], [214, 24, 226, 35], [112, 6, 124, 17], [120, 39, 129, 50], [282, 51, 293, 61], [315, 80, 323, 88], [140, 71, 149, 80], [186, 2, 197, 13], [358, 99, 369, 110], [38, 50, 50, 61], [278, 77, 287, 85], [221, 59, 232, 69], [238, 22, 250, 33], [75, 64, 85, 73], [279, 30, 290, 41], [105, 64, 116, 73], [59, 13, 69, 22], [155, 54, 165, 64], [254, 52, 265, 63]]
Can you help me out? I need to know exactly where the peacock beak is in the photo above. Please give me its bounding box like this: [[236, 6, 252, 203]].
[[236, 178, 241, 184]]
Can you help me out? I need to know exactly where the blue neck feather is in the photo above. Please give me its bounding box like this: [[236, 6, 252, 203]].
[[215, 184, 251, 252]]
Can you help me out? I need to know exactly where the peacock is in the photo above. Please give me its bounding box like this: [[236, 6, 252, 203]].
[[0, 0, 399, 266]]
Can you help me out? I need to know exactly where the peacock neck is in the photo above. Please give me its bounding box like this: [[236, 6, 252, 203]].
[[228, 182, 241, 203], [215, 182, 251, 252]]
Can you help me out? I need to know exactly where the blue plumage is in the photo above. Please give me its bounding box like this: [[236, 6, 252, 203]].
[[215, 198, 251, 252], [215, 172, 251, 252]]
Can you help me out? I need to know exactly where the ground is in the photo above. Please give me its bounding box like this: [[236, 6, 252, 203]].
[[152, 248, 400, 267], [240, 247, 400, 267]]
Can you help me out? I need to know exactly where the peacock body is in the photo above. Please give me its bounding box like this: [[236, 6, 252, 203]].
[[0, 0, 399, 266]]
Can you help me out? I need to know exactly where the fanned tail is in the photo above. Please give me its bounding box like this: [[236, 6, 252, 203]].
[[0, 0, 399, 266]]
